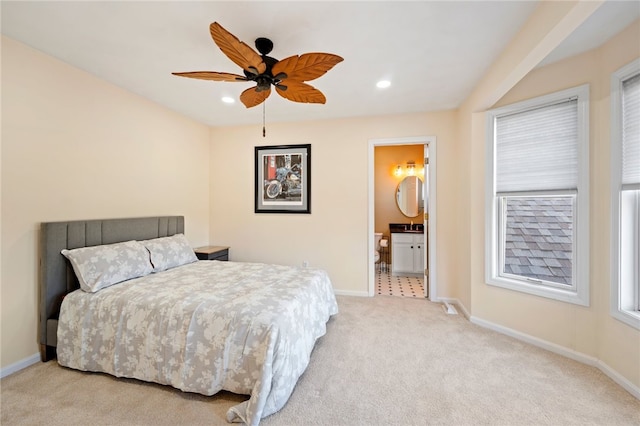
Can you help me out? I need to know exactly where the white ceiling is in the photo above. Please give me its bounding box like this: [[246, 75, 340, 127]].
[[2, 1, 638, 127]]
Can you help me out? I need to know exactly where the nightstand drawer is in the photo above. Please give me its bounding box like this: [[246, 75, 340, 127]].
[[194, 246, 229, 261]]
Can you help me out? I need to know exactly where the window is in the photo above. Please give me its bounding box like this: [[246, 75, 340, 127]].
[[611, 59, 640, 330], [485, 85, 589, 305]]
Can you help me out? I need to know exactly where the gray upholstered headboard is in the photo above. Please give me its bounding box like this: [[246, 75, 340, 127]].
[[39, 216, 185, 361]]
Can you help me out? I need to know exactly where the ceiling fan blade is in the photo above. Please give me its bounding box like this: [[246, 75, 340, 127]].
[[275, 81, 326, 104], [272, 53, 343, 82], [171, 71, 248, 82], [209, 22, 266, 76], [240, 86, 271, 108]]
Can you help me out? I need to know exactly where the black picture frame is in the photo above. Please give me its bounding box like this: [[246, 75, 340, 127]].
[[255, 144, 311, 214]]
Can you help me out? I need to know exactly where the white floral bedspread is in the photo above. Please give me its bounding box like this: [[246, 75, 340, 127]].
[[57, 260, 338, 425]]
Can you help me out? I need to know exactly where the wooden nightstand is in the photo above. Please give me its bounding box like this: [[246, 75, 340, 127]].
[[194, 246, 229, 261]]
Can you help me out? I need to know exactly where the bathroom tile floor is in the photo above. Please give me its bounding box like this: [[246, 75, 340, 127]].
[[376, 271, 424, 298]]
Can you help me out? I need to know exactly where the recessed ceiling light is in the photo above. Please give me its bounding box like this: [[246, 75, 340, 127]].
[[376, 80, 391, 89], [221, 96, 235, 104]]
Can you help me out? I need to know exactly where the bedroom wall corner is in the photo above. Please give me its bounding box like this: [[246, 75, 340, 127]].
[[1, 36, 211, 370], [443, 1, 640, 394], [453, 1, 606, 320], [466, 19, 640, 391], [208, 111, 457, 298], [591, 18, 640, 391]]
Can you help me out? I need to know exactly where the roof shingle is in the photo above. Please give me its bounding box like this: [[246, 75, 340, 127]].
[[504, 197, 573, 285]]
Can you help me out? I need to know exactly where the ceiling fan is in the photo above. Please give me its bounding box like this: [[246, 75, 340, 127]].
[[173, 22, 344, 109]]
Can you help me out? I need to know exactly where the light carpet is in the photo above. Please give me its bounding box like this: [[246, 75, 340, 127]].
[[2, 295, 638, 425]]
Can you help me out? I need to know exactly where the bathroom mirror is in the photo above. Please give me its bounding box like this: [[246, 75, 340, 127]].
[[396, 176, 423, 218]]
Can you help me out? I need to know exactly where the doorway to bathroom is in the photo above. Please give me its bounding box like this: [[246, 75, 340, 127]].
[[367, 136, 437, 300]]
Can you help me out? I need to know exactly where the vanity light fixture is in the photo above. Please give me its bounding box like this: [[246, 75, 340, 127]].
[[394, 162, 418, 177]]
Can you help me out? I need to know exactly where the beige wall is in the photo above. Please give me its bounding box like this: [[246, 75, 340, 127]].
[[463, 20, 640, 388], [209, 111, 457, 296], [454, 1, 605, 311], [374, 145, 425, 235], [2, 4, 638, 396], [1, 37, 211, 368], [596, 20, 640, 390]]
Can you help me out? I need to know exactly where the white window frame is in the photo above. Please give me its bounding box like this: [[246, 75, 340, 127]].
[[485, 85, 590, 306], [610, 59, 640, 330]]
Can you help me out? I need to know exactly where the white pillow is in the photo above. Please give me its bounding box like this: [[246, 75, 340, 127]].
[[140, 233, 198, 272], [61, 240, 153, 293]]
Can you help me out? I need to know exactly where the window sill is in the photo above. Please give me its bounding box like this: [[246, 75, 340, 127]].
[[487, 275, 589, 307], [611, 308, 640, 331]]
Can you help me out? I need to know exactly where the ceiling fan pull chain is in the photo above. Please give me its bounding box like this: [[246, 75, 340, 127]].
[[263, 102, 266, 137]]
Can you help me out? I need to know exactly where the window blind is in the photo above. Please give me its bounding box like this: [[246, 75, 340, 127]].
[[496, 99, 578, 193], [622, 73, 640, 188]]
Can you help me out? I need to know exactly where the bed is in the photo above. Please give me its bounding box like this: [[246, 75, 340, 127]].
[[39, 216, 338, 425]]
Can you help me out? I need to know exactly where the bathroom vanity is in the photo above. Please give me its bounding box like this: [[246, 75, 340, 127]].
[[389, 223, 425, 277]]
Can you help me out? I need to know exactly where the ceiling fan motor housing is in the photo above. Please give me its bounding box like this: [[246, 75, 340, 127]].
[[244, 48, 284, 91]]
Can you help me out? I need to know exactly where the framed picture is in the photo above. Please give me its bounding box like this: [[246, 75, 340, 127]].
[[255, 144, 311, 214]]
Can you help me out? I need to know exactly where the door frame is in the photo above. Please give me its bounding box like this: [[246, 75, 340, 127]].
[[368, 136, 438, 299]]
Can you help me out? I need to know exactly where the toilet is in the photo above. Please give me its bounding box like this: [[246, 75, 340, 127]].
[[374, 232, 382, 266]]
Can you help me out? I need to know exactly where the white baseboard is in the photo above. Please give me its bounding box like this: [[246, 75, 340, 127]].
[[597, 358, 640, 400], [0, 353, 40, 379], [470, 314, 640, 400], [470, 315, 598, 364]]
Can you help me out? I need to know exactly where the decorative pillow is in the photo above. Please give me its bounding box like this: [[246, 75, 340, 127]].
[[140, 233, 198, 273], [61, 240, 153, 293]]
